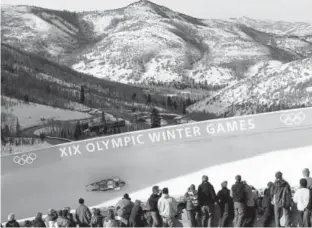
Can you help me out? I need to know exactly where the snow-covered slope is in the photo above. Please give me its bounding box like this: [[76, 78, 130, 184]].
[[1, 96, 91, 129], [1, 5, 87, 60], [233, 16, 312, 37], [188, 58, 312, 116], [2, 1, 312, 86]]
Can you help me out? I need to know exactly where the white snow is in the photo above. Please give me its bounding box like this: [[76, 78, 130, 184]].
[[1, 96, 91, 129], [95, 145, 312, 208]]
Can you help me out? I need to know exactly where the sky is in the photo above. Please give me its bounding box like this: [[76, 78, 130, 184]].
[[1, 0, 312, 22]]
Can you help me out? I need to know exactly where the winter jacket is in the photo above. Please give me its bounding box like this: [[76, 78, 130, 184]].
[[184, 190, 199, 211], [262, 188, 273, 209], [116, 199, 134, 221], [157, 194, 178, 218], [217, 187, 232, 211], [245, 185, 257, 207], [32, 218, 46, 227], [148, 194, 161, 212], [271, 179, 292, 208], [129, 202, 144, 227], [75, 204, 92, 226], [5, 220, 20, 227], [231, 181, 246, 203], [198, 181, 216, 206], [293, 188, 310, 211]]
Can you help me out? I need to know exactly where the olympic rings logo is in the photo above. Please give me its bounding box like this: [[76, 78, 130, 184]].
[[13, 153, 37, 166], [280, 111, 306, 126]]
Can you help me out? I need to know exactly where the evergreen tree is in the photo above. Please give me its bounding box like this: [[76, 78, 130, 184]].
[[16, 118, 21, 136], [182, 102, 187, 115], [167, 96, 172, 107], [1, 128, 6, 145], [101, 111, 106, 123], [74, 121, 82, 140], [80, 86, 85, 104], [151, 108, 161, 128], [132, 93, 137, 101], [3, 125, 10, 137], [39, 133, 46, 142], [186, 97, 192, 106], [173, 101, 178, 110], [24, 94, 29, 103], [46, 85, 51, 94], [147, 94, 152, 104]]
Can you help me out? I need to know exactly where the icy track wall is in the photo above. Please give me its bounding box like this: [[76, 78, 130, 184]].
[[1, 107, 312, 221], [2, 107, 312, 174]]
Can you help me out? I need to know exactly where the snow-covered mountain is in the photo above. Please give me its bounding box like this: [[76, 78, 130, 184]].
[[188, 58, 312, 116], [1, 0, 312, 117], [2, 1, 311, 86]]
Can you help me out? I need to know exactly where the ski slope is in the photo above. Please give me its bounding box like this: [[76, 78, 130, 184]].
[[1, 108, 312, 221]]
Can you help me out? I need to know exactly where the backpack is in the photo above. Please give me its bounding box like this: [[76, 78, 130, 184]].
[[274, 185, 292, 208]]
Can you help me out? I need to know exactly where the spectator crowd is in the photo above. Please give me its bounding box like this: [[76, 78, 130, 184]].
[[2, 168, 312, 227]]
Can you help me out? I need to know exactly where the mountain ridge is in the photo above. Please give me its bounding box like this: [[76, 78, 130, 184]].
[[1, 0, 312, 117]]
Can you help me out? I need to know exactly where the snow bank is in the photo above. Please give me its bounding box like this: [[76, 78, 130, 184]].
[[94, 145, 312, 209]]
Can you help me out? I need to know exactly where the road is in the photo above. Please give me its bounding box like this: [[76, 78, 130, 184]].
[[2, 124, 312, 220]]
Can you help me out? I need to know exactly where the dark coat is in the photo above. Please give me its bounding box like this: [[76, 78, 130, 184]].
[[129, 203, 144, 227], [32, 218, 46, 227], [231, 181, 246, 203], [198, 181, 216, 206], [148, 194, 161, 212], [262, 188, 273, 209], [5, 220, 20, 227], [217, 187, 232, 212], [271, 179, 291, 208]]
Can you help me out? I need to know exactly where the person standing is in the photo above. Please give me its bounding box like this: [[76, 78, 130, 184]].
[[32, 212, 46, 227], [5, 214, 20, 227], [148, 186, 162, 227], [216, 181, 232, 227], [231, 175, 246, 227], [262, 182, 274, 227], [75, 198, 92, 227], [302, 168, 312, 189], [103, 209, 118, 228], [271, 171, 292, 227], [293, 179, 310, 227], [90, 208, 104, 227], [129, 200, 144, 227], [115, 194, 134, 227], [198, 175, 216, 227], [243, 181, 257, 227], [305, 186, 312, 227], [184, 184, 200, 227], [157, 188, 178, 227], [45, 209, 58, 227]]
